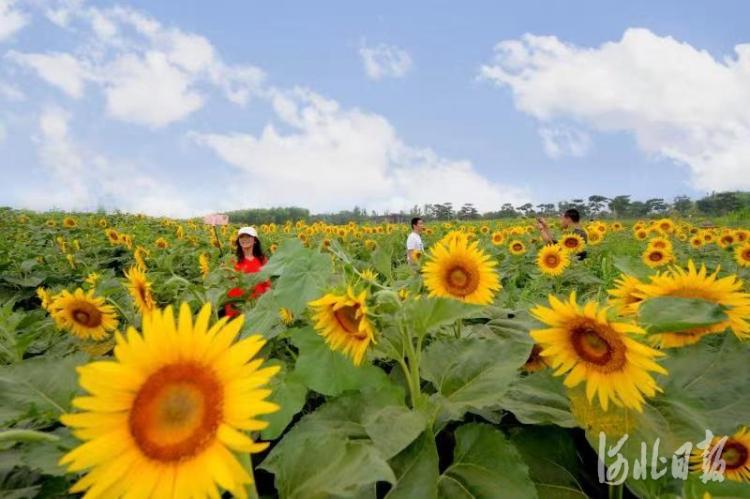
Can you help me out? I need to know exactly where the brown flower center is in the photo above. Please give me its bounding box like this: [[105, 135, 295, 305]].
[[72, 303, 103, 328], [721, 441, 749, 470], [129, 363, 222, 462], [444, 265, 479, 297], [649, 251, 664, 262], [545, 254, 560, 267], [333, 305, 366, 338], [570, 322, 626, 372]]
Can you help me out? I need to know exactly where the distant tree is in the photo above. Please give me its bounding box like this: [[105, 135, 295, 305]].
[[672, 195, 693, 216], [587, 195, 609, 216], [608, 195, 631, 218], [458, 203, 480, 220], [517, 203, 535, 217], [536, 203, 556, 215], [645, 198, 668, 215], [628, 201, 649, 217]]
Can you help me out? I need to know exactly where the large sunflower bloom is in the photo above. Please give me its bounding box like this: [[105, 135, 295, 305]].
[[636, 261, 750, 347], [508, 240, 527, 256], [124, 265, 155, 315], [642, 247, 672, 269], [530, 292, 667, 412], [49, 289, 119, 341], [607, 274, 644, 316], [560, 233, 586, 253], [537, 244, 570, 277], [309, 287, 376, 365], [690, 427, 750, 483], [59, 303, 279, 498], [422, 234, 501, 305]]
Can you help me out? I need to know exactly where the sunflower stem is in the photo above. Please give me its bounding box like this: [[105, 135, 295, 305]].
[[608, 483, 623, 499], [455, 318, 462, 339]]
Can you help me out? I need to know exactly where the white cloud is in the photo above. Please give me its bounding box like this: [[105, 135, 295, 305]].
[[480, 28, 750, 190], [12, 4, 264, 127], [103, 51, 204, 127], [359, 42, 412, 80], [191, 87, 529, 212], [0, 0, 27, 41], [0, 80, 24, 100], [24, 106, 197, 216], [6, 51, 86, 97], [538, 126, 592, 159]]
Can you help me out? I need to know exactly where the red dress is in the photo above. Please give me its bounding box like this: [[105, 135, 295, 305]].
[[224, 257, 271, 318]]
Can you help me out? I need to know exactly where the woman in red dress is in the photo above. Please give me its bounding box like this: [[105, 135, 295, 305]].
[[224, 226, 271, 318]]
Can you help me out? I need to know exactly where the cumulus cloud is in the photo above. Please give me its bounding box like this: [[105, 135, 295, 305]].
[[23, 107, 196, 216], [191, 88, 529, 212], [10, 4, 264, 127], [0, 0, 27, 41], [480, 28, 750, 190], [6, 51, 87, 97], [538, 126, 592, 159], [359, 42, 412, 80]]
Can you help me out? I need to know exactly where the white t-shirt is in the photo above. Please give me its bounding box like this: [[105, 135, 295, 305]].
[[406, 232, 424, 262]]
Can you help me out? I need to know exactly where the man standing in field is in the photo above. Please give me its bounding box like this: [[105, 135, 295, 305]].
[[406, 217, 425, 264], [537, 208, 588, 260]]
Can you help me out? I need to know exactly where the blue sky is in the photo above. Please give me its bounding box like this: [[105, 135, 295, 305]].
[[1, 0, 749, 216]]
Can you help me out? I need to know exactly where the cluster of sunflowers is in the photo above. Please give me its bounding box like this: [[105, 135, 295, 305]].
[[5, 209, 750, 497]]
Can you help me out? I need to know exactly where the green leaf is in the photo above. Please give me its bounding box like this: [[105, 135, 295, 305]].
[[438, 423, 537, 499], [370, 246, 393, 281], [272, 251, 332, 315], [639, 296, 728, 334], [421, 336, 531, 425], [262, 239, 307, 276], [239, 291, 286, 340], [261, 390, 419, 498], [509, 426, 587, 499], [385, 430, 439, 499], [681, 473, 750, 498], [291, 327, 389, 397], [612, 255, 652, 280], [403, 298, 481, 337], [260, 365, 308, 441], [500, 370, 577, 428], [0, 354, 87, 427]]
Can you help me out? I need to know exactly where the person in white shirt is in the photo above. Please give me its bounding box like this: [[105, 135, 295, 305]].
[[406, 217, 425, 264]]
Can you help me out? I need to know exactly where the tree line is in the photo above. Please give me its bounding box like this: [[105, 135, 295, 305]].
[[223, 191, 750, 224]]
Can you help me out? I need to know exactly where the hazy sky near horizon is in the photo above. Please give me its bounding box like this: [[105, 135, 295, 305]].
[[1, 0, 749, 216]]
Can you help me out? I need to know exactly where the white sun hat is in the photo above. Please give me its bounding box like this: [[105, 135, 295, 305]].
[[237, 226, 258, 238]]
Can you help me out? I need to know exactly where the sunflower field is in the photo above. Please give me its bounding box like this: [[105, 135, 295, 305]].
[[2, 207, 750, 498]]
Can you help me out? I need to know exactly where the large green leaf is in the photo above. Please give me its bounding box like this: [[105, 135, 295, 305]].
[[370, 246, 393, 281], [0, 354, 87, 427], [239, 291, 287, 340], [508, 426, 587, 499], [260, 389, 423, 499], [260, 363, 308, 441], [385, 430, 439, 499], [421, 335, 531, 425], [612, 256, 652, 280], [402, 298, 480, 337], [437, 423, 537, 499], [639, 296, 728, 334], [272, 250, 333, 315], [291, 327, 389, 396], [500, 370, 576, 428]]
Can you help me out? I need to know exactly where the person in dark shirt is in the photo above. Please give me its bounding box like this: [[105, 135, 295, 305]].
[[537, 208, 588, 260]]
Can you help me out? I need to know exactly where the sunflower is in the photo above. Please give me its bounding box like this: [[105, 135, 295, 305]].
[[270, 243, 278, 254], [656, 218, 675, 233], [530, 292, 667, 412], [690, 236, 704, 249], [491, 231, 505, 246], [422, 235, 501, 305], [309, 287, 376, 365], [63, 217, 78, 228], [736, 229, 749, 243], [508, 240, 527, 256], [689, 427, 750, 483], [84, 272, 100, 287], [635, 261, 750, 346], [411, 249, 423, 264], [642, 247, 672, 268], [124, 266, 155, 315], [634, 229, 649, 241], [59, 303, 279, 498], [560, 233, 586, 253], [199, 253, 210, 278], [364, 239, 378, 251], [717, 233, 736, 249], [735, 243, 750, 268], [607, 274, 644, 316], [647, 237, 672, 252], [278, 307, 294, 325], [46, 219, 57, 228], [49, 288, 119, 341], [155, 237, 169, 249], [360, 269, 378, 282], [105, 228, 120, 244], [521, 344, 548, 373], [37, 287, 53, 310], [98, 218, 108, 228], [537, 244, 570, 277], [588, 231, 603, 245], [134, 246, 149, 271]]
